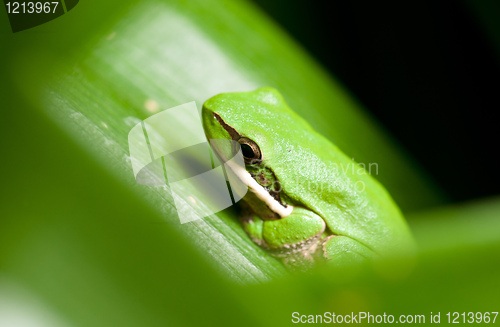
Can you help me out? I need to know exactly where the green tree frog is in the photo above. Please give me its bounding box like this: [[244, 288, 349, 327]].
[[202, 87, 415, 269]]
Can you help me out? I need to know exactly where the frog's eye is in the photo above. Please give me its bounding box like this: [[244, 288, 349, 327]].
[[238, 137, 262, 163]]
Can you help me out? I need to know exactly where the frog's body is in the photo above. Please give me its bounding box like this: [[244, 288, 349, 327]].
[[202, 87, 415, 269]]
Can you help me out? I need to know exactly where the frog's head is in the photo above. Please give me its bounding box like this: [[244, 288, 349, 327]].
[[202, 87, 313, 220]]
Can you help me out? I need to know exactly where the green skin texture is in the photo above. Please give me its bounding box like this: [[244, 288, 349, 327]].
[[202, 87, 415, 267]]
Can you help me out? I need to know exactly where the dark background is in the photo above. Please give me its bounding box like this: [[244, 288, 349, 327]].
[[253, 0, 500, 203]]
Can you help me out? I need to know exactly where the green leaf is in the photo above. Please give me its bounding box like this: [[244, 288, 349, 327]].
[[1, 0, 449, 283]]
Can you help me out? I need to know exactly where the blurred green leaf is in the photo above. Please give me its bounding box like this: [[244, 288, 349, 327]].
[[409, 196, 500, 255]]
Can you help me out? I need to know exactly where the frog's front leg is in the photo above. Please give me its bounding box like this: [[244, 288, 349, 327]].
[[240, 207, 326, 269]]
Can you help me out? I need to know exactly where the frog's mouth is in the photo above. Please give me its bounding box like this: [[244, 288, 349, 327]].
[[212, 112, 294, 219], [223, 156, 293, 218]]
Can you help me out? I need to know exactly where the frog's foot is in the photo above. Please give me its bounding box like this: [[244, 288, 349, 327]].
[[317, 235, 376, 267]]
